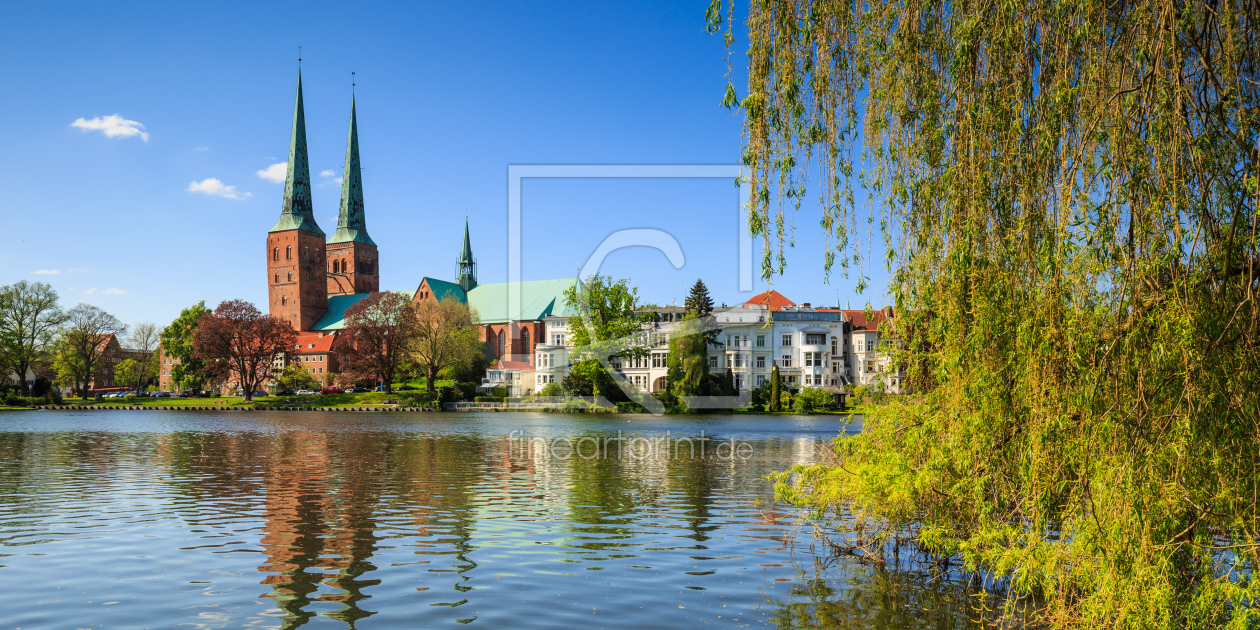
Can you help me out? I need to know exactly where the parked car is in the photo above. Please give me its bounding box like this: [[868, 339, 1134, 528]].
[[295, 390, 319, 396], [177, 391, 192, 397], [150, 391, 168, 398], [252, 390, 268, 397], [396, 385, 418, 391], [274, 390, 295, 396], [347, 386, 369, 393], [321, 386, 345, 395]]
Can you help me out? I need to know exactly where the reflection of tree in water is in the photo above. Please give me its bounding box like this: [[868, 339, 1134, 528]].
[[665, 443, 721, 546], [382, 435, 485, 611], [763, 555, 997, 630]]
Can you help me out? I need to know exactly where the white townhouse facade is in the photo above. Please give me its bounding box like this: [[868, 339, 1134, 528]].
[[510, 290, 904, 398]]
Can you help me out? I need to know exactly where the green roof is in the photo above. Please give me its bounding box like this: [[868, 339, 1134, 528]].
[[465, 278, 578, 324], [419, 277, 466, 303], [327, 96, 375, 246], [310, 290, 416, 331], [269, 70, 324, 236]]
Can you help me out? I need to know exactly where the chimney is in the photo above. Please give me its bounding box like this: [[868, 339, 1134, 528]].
[[802, 302, 811, 308]]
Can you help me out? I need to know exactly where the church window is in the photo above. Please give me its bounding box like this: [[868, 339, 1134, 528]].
[[281, 296, 287, 306], [498, 330, 506, 358], [274, 273, 279, 284], [287, 272, 293, 283], [333, 260, 339, 273], [343, 258, 349, 272], [522, 328, 530, 355], [272, 247, 279, 261], [286, 246, 292, 260]]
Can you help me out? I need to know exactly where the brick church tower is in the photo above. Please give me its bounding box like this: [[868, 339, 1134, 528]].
[[326, 96, 379, 296], [267, 71, 328, 332]]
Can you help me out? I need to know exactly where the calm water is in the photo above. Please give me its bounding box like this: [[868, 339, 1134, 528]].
[[0, 410, 977, 629]]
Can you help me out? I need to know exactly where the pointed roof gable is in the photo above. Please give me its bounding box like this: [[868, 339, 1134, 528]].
[[417, 277, 467, 303], [270, 71, 324, 235], [465, 278, 579, 324], [743, 290, 796, 311], [327, 96, 375, 245]]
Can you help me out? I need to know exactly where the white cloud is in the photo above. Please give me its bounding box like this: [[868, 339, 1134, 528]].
[[187, 178, 251, 200], [257, 162, 287, 183], [319, 169, 343, 188], [33, 269, 61, 275], [103, 288, 127, 295], [71, 114, 150, 142], [194, 146, 210, 151], [84, 288, 97, 295]]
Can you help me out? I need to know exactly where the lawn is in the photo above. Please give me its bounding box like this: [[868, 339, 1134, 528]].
[[63, 389, 441, 409]]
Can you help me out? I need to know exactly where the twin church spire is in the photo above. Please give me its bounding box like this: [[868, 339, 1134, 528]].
[[269, 71, 373, 247]]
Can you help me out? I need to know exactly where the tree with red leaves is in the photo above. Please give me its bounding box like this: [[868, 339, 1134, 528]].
[[192, 300, 296, 401], [333, 292, 419, 393]]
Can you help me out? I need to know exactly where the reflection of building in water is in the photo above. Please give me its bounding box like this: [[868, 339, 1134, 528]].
[[792, 436, 823, 467], [257, 432, 387, 629]]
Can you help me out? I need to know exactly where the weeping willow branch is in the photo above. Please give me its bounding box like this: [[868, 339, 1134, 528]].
[[716, 0, 1260, 627]]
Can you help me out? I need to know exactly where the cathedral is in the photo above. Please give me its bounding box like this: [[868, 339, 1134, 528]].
[[263, 72, 577, 388]]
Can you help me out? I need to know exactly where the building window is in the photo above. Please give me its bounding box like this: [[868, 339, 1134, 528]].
[[498, 330, 506, 358], [281, 296, 287, 306], [782, 334, 792, 346], [806, 333, 826, 345], [781, 355, 792, 368], [287, 272, 293, 283], [333, 260, 340, 273], [652, 353, 665, 368], [342, 258, 348, 272], [522, 328, 530, 353], [286, 245, 292, 260], [709, 355, 718, 369], [756, 335, 765, 347], [273, 247, 279, 261], [756, 355, 765, 368]]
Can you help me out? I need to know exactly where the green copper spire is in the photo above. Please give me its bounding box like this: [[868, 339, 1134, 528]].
[[327, 96, 375, 246], [269, 71, 324, 235], [456, 219, 477, 292]]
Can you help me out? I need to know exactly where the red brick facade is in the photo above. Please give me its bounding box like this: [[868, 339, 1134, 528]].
[[326, 242, 379, 296], [268, 230, 329, 332]]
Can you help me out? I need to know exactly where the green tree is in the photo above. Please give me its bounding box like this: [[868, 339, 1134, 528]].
[[113, 359, 145, 393], [274, 364, 319, 392], [714, 0, 1260, 626], [412, 297, 481, 392], [562, 275, 649, 398], [684, 279, 719, 345], [59, 303, 126, 399], [0, 281, 66, 396], [161, 302, 210, 390], [769, 366, 780, 412]]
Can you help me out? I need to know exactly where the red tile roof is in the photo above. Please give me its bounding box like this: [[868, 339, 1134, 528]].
[[493, 360, 536, 371], [842, 308, 892, 331], [743, 290, 796, 311], [293, 332, 337, 353]]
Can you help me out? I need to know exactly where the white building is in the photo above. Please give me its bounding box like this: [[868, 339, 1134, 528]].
[[516, 289, 904, 399]]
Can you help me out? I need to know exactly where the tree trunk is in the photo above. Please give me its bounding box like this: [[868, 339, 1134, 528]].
[[427, 365, 438, 391]]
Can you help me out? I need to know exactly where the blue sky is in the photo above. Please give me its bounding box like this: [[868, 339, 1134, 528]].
[[0, 1, 890, 330]]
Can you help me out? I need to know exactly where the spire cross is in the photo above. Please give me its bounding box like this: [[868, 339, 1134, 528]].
[[352, 71, 355, 94], [298, 46, 302, 68]]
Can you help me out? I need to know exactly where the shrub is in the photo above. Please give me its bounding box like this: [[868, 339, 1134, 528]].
[[615, 401, 648, 413], [124, 394, 137, 403], [474, 396, 505, 403], [538, 382, 562, 397], [488, 386, 508, 398], [792, 387, 834, 414], [454, 382, 477, 401]]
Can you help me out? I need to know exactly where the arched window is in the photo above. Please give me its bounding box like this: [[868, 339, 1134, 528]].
[[281, 296, 287, 306], [342, 258, 349, 272], [333, 260, 340, 273], [287, 272, 293, 282], [286, 245, 292, 260], [272, 247, 279, 261], [498, 330, 506, 358], [274, 273, 279, 283], [521, 328, 530, 357]]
